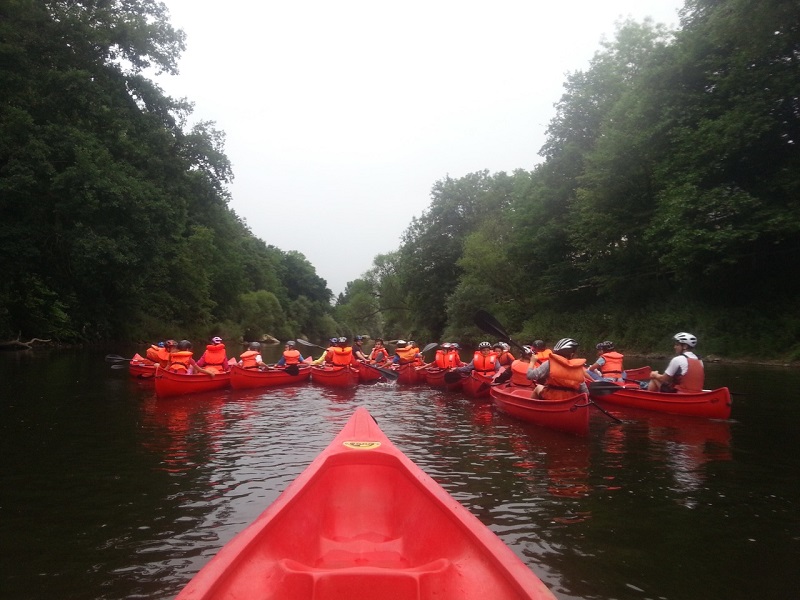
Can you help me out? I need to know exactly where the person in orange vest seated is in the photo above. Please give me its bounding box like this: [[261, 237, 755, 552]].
[[275, 340, 305, 366], [446, 343, 465, 367], [165, 340, 216, 375], [531, 340, 552, 367], [392, 340, 419, 365], [505, 345, 534, 386], [647, 332, 705, 393], [407, 341, 427, 366], [312, 338, 339, 365], [587, 340, 624, 382], [328, 337, 355, 366], [458, 341, 500, 375], [527, 338, 588, 400], [368, 338, 390, 365], [238, 342, 266, 370], [146, 339, 177, 367], [197, 336, 230, 373], [433, 343, 452, 368], [493, 342, 515, 368]]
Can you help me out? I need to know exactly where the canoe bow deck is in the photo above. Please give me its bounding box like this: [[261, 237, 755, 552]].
[[175, 407, 555, 600]]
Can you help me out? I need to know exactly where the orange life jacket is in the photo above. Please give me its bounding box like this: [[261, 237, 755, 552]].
[[395, 347, 418, 364], [599, 351, 624, 379], [674, 355, 705, 392], [240, 350, 261, 369], [283, 349, 301, 365], [510, 359, 533, 386], [167, 350, 193, 373], [202, 344, 227, 367], [446, 350, 462, 367], [434, 350, 449, 368], [497, 351, 514, 367], [331, 346, 354, 366], [473, 352, 498, 374], [542, 353, 586, 400], [534, 349, 552, 367], [369, 348, 389, 364], [146, 346, 171, 367]]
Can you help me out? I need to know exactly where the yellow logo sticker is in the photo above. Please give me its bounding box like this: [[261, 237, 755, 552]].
[[343, 441, 381, 450]]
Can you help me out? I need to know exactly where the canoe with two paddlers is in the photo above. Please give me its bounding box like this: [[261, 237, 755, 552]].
[[154, 368, 232, 398], [229, 363, 312, 390], [174, 406, 557, 600], [588, 380, 732, 419]]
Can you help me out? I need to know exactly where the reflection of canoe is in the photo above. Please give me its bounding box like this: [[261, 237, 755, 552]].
[[490, 383, 590, 436], [591, 385, 732, 419], [129, 353, 156, 378], [311, 365, 359, 388], [230, 364, 311, 390], [394, 363, 424, 385], [175, 407, 557, 600], [154, 369, 231, 398], [461, 371, 493, 398]]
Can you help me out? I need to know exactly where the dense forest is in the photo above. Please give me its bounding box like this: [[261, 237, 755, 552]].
[[2, 1, 799, 360]]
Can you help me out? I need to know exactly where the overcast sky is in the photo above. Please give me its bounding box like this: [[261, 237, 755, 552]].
[[154, 0, 685, 296]]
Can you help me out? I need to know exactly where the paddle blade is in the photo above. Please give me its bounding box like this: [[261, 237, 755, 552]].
[[110, 364, 128, 369], [105, 354, 132, 363], [375, 366, 399, 381], [285, 364, 300, 376], [444, 370, 465, 384], [473, 310, 509, 339], [421, 342, 438, 354], [588, 381, 624, 396]]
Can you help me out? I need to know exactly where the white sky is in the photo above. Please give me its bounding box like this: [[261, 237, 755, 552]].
[[154, 0, 684, 296]]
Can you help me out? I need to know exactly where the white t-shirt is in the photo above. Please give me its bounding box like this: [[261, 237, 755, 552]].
[[664, 351, 701, 378]]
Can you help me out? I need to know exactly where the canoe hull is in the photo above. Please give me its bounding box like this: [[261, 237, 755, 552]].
[[311, 365, 360, 388], [229, 365, 311, 389], [394, 363, 424, 385], [592, 386, 732, 419], [461, 372, 493, 398], [129, 354, 156, 378], [424, 368, 462, 391], [154, 369, 231, 398], [175, 407, 556, 600], [490, 384, 590, 436], [356, 362, 384, 384]]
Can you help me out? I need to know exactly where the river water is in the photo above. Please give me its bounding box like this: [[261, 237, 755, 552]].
[[1, 348, 798, 600]]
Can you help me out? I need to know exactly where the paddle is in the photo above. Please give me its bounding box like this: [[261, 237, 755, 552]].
[[472, 310, 528, 354], [587, 381, 627, 396], [420, 342, 438, 354], [294, 339, 399, 381], [444, 369, 466, 384], [105, 354, 134, 363]]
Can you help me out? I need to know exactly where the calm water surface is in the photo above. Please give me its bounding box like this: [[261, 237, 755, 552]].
[[1, 349, 798, 599]]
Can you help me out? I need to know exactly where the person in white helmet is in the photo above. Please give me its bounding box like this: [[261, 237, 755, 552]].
[[647, 332, 705, 393]]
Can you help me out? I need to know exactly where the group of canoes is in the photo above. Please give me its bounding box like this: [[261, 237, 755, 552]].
[[111, 333, 731, 438]]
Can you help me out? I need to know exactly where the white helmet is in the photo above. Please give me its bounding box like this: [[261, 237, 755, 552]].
[[673, 332, 697, 348], [553, 338, 578, 352]]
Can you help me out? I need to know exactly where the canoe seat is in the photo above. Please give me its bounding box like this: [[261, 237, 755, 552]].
[[278, 558, 451, 600]]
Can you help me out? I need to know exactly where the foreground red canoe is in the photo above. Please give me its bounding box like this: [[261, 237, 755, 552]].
[[461, 371, 493, 398], [154, 368, 231, 398], [591, 384, 732, 419], [311, 365, 359, 388], [229, 364, 311, 390], [129, 353, 156, 378], [174, 407, 556, 600], [490, 383, 590, 436]]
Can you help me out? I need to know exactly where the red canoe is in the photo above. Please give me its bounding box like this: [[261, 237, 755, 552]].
[[490, 383, 590, 436], [229, 364, 311, 390], [154, 368, 231, 398], [129, 353, 156, 378], [174, 407, 556, 600], [393, 363, 424, 385], [590, 384, 732, 419], [356, 362, 384, 384], [461, 371, 493, 398], [311, 365, 360, 388]]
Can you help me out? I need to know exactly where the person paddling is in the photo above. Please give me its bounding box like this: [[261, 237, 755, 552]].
[[458, 342, 500, 375], [587, 340, 624, 382], [197, 336, 230, 373], [527, 338, 588, 399], [239, 342, 266, 370], [647, 332, 705, 393], [275, 340, 304, 367], [165, 340, 215, 376]]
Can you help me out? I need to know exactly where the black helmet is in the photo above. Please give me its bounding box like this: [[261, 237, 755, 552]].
[[285, 340, 295, 347], [596, 340, 614, 351], [533, 340, 546, 351], [478, 341, 492, 350], [249, 341, 261, 350], [521, 345, 533, 356], [178, 339, 192, 350]]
